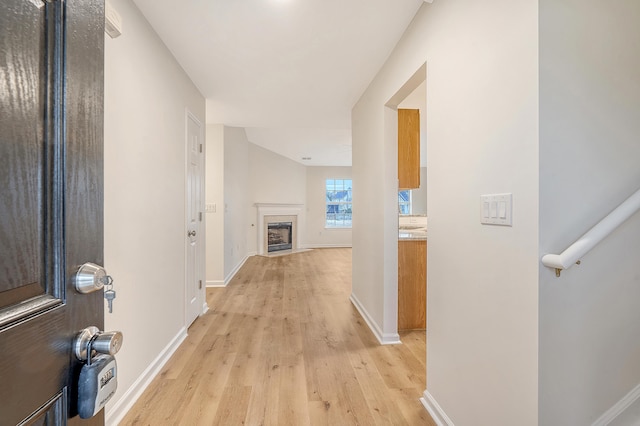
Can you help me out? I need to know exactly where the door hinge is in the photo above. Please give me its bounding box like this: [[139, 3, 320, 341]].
[[199, 212, 203, 221], [199, 280, 202, 289], [199, 143, 203, 153]]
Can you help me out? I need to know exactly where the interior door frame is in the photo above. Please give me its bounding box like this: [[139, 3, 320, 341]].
[[184, 109, 206, 327]]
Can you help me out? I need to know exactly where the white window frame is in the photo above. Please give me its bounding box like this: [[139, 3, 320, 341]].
[[399, 190, 412, 215], [325, 178, 352, 228]]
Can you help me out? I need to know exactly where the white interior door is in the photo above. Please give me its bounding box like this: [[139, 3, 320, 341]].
[[186, 111, 204, 327]]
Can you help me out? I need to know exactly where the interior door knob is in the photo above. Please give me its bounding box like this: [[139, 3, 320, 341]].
[[187, 230, 196, 237]]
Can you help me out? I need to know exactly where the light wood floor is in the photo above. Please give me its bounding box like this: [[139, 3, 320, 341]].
[[121, 248, 434, 425]]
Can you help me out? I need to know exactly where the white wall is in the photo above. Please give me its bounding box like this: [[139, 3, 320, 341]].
[[410, 167, 428, 215], [103, 0, 205, 422], [352, 1, 539, 424], [305, 166, 353, 248], [205, 124, 224, 285], [223, 126, 250, 281], [248, 143, 307, 205], [539, 1, 640, 424]]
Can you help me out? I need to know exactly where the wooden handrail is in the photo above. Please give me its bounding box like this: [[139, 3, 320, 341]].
[[541, 187, 640, 277]]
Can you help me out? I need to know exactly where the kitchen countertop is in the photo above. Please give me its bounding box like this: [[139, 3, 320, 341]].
[[398, 227, 427, 241], [398, 216, 427, 241]]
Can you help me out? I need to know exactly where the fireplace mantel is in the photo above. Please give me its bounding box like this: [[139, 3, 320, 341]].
[[255, 203, 304, 255]]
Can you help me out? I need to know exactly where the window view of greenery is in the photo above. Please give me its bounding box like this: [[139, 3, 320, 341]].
[[326, 179, 352, 228], [399, 190, 411, 215]]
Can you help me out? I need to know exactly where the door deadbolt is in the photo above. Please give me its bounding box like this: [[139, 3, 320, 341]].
[[74, 262, 111, 294]]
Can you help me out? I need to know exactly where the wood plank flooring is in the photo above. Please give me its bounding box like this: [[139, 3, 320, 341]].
[[120, 248, 434, 425]]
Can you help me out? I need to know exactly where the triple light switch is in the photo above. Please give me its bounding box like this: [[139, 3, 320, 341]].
[[480, 193, 512, 226]]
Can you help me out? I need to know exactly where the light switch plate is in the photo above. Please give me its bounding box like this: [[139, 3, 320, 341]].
[[480, 193, 512, 226], [205, 203, 216, 213]]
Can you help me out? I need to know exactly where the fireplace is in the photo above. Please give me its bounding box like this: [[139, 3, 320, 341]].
[[267, 222, 293, 252], [255, 203, 304, 256]]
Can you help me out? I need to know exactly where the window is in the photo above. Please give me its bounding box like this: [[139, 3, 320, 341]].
[[326, 179, 352, 228], [399, 190, 412, 215]]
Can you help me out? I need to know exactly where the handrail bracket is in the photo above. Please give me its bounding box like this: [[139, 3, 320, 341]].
[[554, 261, 580, 278], [541, 187, 640, 278]]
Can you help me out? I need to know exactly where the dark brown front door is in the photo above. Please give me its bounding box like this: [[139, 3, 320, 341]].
[[1, 0, 105, 424]]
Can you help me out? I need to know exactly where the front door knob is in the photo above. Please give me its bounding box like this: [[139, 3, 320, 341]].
[[74, 326, 123, 361], [92, 331, 123, 356]]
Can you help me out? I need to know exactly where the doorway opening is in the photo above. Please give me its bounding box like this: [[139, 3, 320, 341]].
[[384, 62, 427, 352]]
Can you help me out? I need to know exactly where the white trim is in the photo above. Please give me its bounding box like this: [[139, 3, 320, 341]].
[[206, 280, 226, 288], [302, 244, 352, 249], [224, 254, 251, 285], [349, 293, 401, 345], [258, 248, 312, 258], [420, 390, 455, 426], [105, 327, 188, 426], [592, 382, 640, 426]]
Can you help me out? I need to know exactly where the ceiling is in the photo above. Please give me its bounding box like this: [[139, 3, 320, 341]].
[[132, 0, 425, 166]]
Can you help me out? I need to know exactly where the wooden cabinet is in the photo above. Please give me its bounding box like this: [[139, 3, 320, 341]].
[[398, 108, 420, 189], [398, 239, 426, 330]]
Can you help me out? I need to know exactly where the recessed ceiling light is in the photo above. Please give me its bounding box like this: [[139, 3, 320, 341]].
[[301, 157, 312, 160]]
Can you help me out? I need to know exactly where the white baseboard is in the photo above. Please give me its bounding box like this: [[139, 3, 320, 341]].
[[301, 243, 352, 249], [206, 279, 225, 288], [349, 293, 401, 345], [593, 382, 640, 426], [224, 254, 251, 285], [105, 327, 188, 426], [420, 390, 455, 426]]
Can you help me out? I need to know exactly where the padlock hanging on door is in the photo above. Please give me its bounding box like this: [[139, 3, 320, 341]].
[[74, 326, 123, 419]]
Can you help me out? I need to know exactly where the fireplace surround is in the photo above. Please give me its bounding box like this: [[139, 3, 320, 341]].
[[255, 203, 304, 256]]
